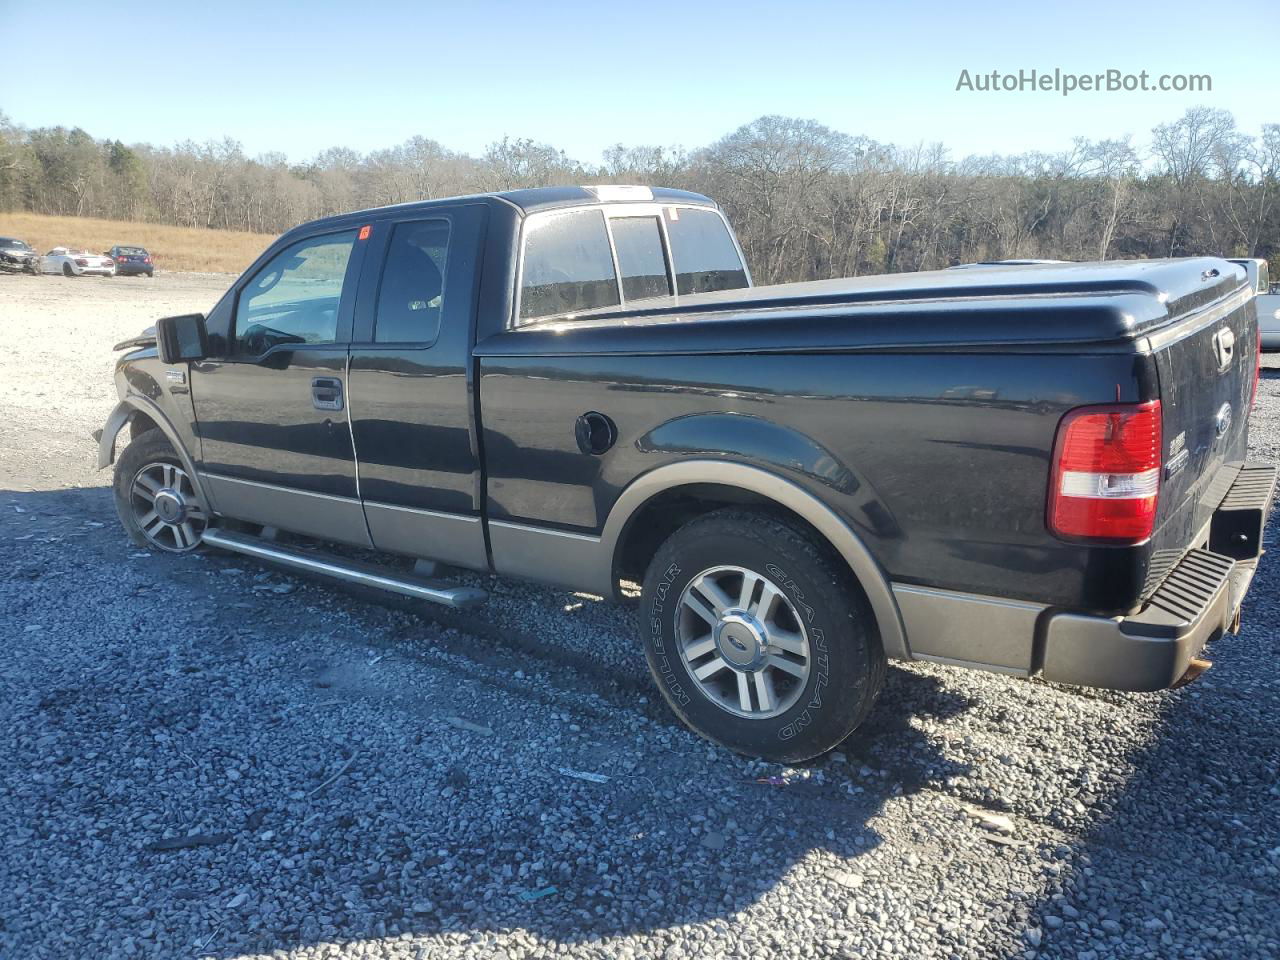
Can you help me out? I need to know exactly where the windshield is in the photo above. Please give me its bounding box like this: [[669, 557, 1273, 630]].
[[116, 246, 146, 255], [0, 238, 31, 250]]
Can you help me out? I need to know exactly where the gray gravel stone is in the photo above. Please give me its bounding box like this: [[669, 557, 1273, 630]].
[[0, 274, 1277, 960]]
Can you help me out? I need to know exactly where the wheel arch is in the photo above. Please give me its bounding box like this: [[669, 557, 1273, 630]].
[[604, 460, 909, 660], [97, 397, 208, 506]]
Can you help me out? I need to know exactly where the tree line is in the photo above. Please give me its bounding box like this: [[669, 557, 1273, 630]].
[[1, 107, 1276, 284]]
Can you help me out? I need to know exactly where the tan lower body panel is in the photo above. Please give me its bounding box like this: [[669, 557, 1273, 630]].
[[201, 473, 373, 548]]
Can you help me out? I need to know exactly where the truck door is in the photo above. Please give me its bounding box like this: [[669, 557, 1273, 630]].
[[190, 228, 371, 546], [347, 203, 489, 571]]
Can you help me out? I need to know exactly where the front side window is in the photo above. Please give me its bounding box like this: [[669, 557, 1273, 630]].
[[375, 219, 451, 343], [611, 217, 671, 302], [665, 207, 748, 295], [519, 209, 620, 322], [234, 231, 356, 354]]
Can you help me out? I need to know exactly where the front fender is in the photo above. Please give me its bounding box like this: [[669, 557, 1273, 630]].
[[96, 401, 133, 470], [96, 396, 209, 506]]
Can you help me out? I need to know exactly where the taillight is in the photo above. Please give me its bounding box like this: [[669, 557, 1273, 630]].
[[75, 258, 88, 266], [144, 256, 152, 264], [117, 256, 127, 263], [1048, 400, 1162, 543]]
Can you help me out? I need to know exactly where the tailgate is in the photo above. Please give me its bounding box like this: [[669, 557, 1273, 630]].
[[1146, 286, 1258, 584]]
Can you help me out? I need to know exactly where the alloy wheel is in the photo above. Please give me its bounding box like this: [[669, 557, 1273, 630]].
[[676, 565, 811, 719], [129, 461, 206, 552]]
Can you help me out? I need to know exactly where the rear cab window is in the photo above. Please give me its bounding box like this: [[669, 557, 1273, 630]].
[[519, 210, 620, 322], [664, 206, 749, 295], [612, 217, 671, 302], [515, 202, 748, 325]]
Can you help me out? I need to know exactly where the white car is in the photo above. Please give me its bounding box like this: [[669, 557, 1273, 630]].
[[39, 247, 116, 277]]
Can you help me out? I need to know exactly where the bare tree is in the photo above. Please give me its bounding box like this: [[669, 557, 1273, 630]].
[[0, 109, 1275, 282]]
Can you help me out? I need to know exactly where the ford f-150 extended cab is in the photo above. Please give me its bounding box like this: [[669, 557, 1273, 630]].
[[99, 185, 1275, 762]]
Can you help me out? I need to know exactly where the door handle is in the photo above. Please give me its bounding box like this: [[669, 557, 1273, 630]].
[[312, 376, 344, 411]]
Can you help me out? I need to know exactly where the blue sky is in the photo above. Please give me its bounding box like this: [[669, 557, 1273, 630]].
[[2, 0, 1272, 163]]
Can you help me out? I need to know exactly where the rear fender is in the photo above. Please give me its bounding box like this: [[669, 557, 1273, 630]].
[[603, 457, 909, 660], [636, 413, 860, 495]]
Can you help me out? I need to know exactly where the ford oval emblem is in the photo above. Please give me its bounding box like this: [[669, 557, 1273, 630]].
[[1214, 402, 1233, 439]]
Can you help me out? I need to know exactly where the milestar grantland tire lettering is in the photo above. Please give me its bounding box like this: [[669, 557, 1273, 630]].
[[765, 561, 832, 743], [649, 561, 691, 708]]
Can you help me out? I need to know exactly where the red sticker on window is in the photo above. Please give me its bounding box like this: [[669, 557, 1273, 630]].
[[358, 225, 371, 241]]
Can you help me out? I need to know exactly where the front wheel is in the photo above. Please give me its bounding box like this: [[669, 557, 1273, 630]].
[[640, 509, 885, 763], [113, 431, 207, 552]]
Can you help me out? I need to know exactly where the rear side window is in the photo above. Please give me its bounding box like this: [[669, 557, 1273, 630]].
[[375, 219, 451, 343], [611, 217, 671, 302], [665, 207, 748, 295], [519, 209, 620, 321]]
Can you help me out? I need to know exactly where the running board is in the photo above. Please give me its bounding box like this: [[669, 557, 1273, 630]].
[[201, 528, 488, 610]]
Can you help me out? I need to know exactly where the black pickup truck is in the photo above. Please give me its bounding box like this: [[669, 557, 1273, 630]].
[[99, 185, 1275, 762]]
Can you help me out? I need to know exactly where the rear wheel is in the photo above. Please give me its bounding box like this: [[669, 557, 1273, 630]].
[[640, 509, 885, 763], [61, 263, 73, 277], [113, 431, 207, 553]]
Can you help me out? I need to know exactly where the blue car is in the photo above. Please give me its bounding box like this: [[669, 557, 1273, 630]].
[[106, 245, 154, 277]]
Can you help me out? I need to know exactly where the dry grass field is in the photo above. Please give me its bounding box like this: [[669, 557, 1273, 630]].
[[0, 212, 274, 274]]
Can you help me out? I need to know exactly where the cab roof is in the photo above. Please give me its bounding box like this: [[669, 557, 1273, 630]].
[[292, 186, 717, 237], [495, 185, 715, 214]]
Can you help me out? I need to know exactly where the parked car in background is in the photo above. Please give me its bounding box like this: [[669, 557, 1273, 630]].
[[105, 245, 154, 277], [1257, 292, 1280, 351], [39, 247, 115, 278], [1225, 258, 1277, 351], [0, 237, 38, 273], [1228, 257, 1270, 295]]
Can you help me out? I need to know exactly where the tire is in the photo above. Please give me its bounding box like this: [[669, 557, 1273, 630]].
[[113, 430, 207, 553], [640, 509, 886, 763], [62, 263, 73, 277]]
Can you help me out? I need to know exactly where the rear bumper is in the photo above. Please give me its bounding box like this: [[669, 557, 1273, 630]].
[[1040, 550, 1249, 690], [898, 461, 1276, 691], [1044, 461, 1275, 690]]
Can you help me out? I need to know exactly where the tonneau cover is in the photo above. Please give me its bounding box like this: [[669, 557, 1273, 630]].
[[484, 257, 1252, 355]]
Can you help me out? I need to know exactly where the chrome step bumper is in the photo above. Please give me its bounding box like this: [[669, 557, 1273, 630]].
[[201, 528, 488, 610]]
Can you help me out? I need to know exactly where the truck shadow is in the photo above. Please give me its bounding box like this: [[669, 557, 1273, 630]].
[[1007, 510, 1280, 958], [1, 485, 976, 957]]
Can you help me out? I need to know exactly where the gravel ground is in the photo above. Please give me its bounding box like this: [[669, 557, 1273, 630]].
[[1, 270, 1277, 960]]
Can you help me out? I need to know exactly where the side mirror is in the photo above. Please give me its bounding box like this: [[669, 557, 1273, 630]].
[[156, 313, 209, 364]]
